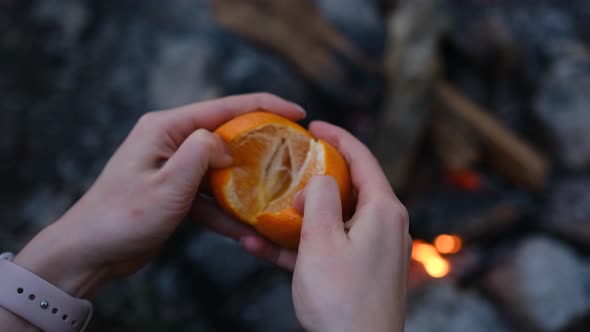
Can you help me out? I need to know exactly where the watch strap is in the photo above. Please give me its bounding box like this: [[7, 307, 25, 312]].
[[0, 257, 93, 332]]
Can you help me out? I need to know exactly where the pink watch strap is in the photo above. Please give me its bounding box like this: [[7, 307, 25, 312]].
[[0, 257, 93, 332]]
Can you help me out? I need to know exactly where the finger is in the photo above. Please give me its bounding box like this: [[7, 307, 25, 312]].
[[299, 176, 345, 246], [160, 129, 231, 192], [191, 198, 297, 270], [293, 189, 305, 215], [137, 93, 306, 145], [348, 198, 410, 245], [309, 121, 398, 208], [191, 197, 259, 241], [198, 176, 214, 197], [240, 235, 297, 271]]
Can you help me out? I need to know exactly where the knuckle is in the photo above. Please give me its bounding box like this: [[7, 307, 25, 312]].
[[311, 175, 334, 188], [299, 227, 313, 243], [192, 128, 212, 141], [393, 204, 410, 232], [300, 221, 338, 244], [137, 111, 162, 130], [192, 129, 218, 151], [252, 92, 277, 105], [151, 167, 170, 187], [368, 197, 395, 215], [396, 203, 410, 228], [369, 198, 409, 231]]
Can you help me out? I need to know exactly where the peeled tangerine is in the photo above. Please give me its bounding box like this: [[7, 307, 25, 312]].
[[209, 111, 352, 249]]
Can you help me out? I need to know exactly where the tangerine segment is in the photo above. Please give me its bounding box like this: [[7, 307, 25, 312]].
[[210, 111, 351, 249]]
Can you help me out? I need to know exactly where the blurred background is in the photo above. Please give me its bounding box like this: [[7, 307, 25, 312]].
[[2, 0, 590, 331]]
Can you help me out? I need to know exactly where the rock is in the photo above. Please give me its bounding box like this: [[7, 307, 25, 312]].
[[221, 42, 307, 106], [185, 230, 265, 291], [583, 259, 590, 292], [442, 2, 580, 135], [149, 38, 221, 109], [316, 0, 386, 57], [92, 266, 214, 332], [32, 0, 89, 50], [142, 0, 215, 32], [409, 186, 530, 241], [568, 0, 590, 43], [405, 282, 509, 332], [233, 277, 303, 332], [534, 44, 590, 169], [152, 265, 181, 301], [0, 97, 22, 168], [445, 2, 576, 69], [485, 236, 590, 332], [20, 186, 73, 231], [543, 177, 590, 248]]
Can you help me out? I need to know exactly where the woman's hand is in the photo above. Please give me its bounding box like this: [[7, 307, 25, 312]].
[[291, 121, 412, 332], [12, 93, 305, 298], [200, 119, 412, 332]]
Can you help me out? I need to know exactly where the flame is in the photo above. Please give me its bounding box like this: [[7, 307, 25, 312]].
[[412, 240, 450, 278], [434, 234, 462, 254]]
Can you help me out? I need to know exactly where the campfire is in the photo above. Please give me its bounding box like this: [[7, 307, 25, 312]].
[[412, 239, 451, 278], [411, 235, 462, 279], [5, 0, 590, 331], [213, 0, 590, 331]]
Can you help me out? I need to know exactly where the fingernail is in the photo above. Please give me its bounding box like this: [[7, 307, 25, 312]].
[[222, 143, 232, 158], [214, 134, 233, 161], [293, 189, 304, 214], [221, 153, 233, 165], [214, 134, 231, 156]]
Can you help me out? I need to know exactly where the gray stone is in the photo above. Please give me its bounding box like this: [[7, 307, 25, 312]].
[[405, 282, 509, 332], [316, 0, 385, 56], [185, 230, 265, 290], [0, 97, 23, 161], [485, 236, 590, 332], [445, 3, 576, 66], [149, 38, 221, 110], [142, 0, 215, 32], [20, 186, 73, 230], [93, 268, 154, 322], [583, 260, 590, 295], [239, 278, 303, 332], [32, 0, 89, 50], [221, 45, 307, 105], [544, 177, 590, 248], [152, 265, 181, 301], [534, 44, 590, 169], [92, 265, 212, 331]]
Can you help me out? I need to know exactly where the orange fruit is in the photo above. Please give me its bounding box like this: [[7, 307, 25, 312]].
[[209, 110, 352, 249]]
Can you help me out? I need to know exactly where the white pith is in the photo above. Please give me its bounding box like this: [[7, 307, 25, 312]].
[[224, 126, 325, 220]]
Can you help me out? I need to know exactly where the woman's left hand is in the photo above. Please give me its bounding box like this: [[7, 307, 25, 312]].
[[13, 93, 304, 298]]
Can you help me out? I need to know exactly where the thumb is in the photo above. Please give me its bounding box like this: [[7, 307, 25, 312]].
[[161, 129, 232, 192], [298, 175, 345, 246]]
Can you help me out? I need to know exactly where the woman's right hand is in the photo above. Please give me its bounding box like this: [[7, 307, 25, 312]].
[[291, 121, 412, 332]]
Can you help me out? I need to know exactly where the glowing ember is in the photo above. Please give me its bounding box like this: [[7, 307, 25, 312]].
[[423, 257, 450, 278], [434, 234, 462, 254], [411, 240, 450, 278]]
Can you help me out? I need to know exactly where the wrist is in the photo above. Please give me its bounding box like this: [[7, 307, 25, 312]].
[[13, 220, 108, 299]]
